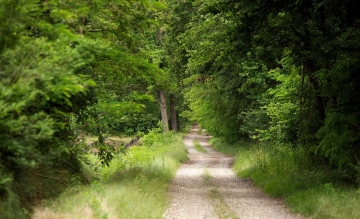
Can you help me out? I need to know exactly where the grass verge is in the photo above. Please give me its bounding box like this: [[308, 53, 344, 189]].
[[211, 138, 360, 219], [193, 140, 207, 153], [32, 133, 188, 219]]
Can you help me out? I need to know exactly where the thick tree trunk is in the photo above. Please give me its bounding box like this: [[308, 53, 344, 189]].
[[170, 94, 178, 132], [158, 90, 169, 132]]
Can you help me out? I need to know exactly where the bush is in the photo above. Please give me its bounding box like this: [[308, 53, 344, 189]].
[[32, 133, 188, 219]]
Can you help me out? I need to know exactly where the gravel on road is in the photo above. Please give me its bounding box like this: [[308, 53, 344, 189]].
[[164, 126, 304, 219]]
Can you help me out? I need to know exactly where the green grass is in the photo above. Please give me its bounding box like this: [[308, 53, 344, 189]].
[[210, 138, 252, 155], [202, 169, 238, 219], [211, 138, 360, 219], [210, 187, 239, 219], [83, 135, 133, 146], [202, 169, 212, 182], [0, 190, 29, 219], [193, 140, 207, 153], [32, 134, 188, 219], [286, 185, 360, 219]]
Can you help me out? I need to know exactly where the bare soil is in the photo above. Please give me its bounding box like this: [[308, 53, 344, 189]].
[[164, 126, 304, 219]]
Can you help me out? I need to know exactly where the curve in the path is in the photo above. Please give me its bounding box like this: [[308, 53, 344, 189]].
[[164, 126, 303, 219]]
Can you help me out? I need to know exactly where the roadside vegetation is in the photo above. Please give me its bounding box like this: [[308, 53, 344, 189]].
[[168, 1, 360, 218], [31, 128, 187, 219], [0, 1, 188, 218], [211, 138, 360, 219], [2, 0, 360, 218]]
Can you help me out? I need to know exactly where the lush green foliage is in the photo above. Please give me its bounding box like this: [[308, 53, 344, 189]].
[[2, 0, 360, 216], [31, 132, 187, 219], [212, 138, 360, 219], [0, 0, 173, 213], [165, 0, 360, 183], [286, 186, 360, 219]]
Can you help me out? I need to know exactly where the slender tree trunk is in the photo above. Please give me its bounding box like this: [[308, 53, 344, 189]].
[[158, 90, 169, 132], [306, 64, 325, 123], [170, 94, 178, 132]]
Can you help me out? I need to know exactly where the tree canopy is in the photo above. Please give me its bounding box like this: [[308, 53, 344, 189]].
[[1, 0, 360, 213], [0, 0, 167, 202], [164, 0, 360, 180]]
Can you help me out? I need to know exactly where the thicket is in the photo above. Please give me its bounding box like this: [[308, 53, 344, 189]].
[[31, 130, 187, 219], [2, 0, 360, 217], [165, 0, 360, 185], [0, 0, 185, 216]]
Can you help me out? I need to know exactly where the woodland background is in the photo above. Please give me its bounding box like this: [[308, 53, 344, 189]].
[[0, 0, 359, 218]]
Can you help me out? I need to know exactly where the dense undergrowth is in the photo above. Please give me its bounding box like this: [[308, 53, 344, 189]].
[[1, 129, 187, 219], [211, 138, 360, 219]]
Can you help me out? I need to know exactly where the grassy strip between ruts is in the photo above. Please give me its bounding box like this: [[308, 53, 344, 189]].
[[32, 133, 188, 219], [210, 138, 360, 219], [193, 140, 208, 153], [202, 169, 239, 219]]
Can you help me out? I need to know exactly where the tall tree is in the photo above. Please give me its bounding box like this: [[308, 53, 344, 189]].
[[164, 0, 360, 179], [0, 0, 167, 206]]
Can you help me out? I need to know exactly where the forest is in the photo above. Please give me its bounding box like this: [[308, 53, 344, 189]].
[[1, 0, 359, 218]]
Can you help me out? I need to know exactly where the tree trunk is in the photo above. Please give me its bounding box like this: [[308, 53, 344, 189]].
[[306, 63, 326, 123], [158, 90, 169, 132], [170, 94, 178, 132]]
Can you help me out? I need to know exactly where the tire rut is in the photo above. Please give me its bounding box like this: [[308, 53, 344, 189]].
[[164, 126, 304, 219]]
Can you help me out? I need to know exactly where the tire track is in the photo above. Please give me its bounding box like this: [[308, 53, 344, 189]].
[[164, 126, 304, 219]]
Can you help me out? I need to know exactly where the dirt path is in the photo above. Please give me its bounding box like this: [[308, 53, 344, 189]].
[[164, 126, 304, 219]]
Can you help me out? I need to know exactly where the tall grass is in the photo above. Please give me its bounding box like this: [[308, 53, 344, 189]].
[[0, 190, 29, 219], [210, 138, 247, 155], [286, 186, 360, 218], [211, 138, 360, 219], [32, 132, 188, 219]]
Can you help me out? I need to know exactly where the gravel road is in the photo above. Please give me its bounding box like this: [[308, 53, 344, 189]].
[[164, 126, 304, 219]]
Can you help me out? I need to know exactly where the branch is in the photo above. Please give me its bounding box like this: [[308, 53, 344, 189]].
[[34, 161, 63, 174], [34, 173, 68, 187], [350, 122, 360, 130], [60, 159, 75, 168]]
